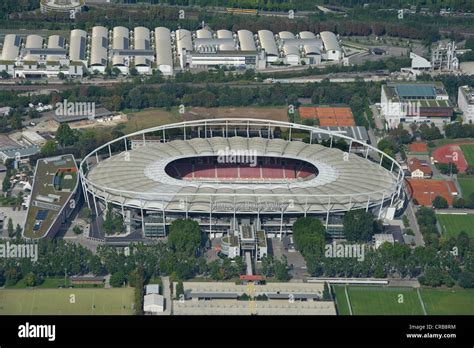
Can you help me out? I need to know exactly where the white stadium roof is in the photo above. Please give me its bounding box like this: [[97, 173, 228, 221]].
[[257, 30, 278, 57], [154, 27, 173, 69], [69, 29, 87, 62], [320, 31, 341, 52], [83, 119, 401, 215]]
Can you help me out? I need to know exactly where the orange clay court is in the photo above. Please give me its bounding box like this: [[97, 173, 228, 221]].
[[408, 142, 428, 153], [406, 179, 458, 206], [299, 107, 355, 127]]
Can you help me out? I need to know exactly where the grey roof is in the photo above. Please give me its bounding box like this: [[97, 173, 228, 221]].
[[283, 44, 299, 57], [195, 38, 235, 52], [313, 126, 369, 143], [52, 107, 112, 123], [0, 145, 40, 158], [24, 35, 43, 61], [196, 29, 212, 39], [112, 26, 129, 66], [176, 29, 192, 55], [395, 84, 436, 99], [188, 292, 240, 299], [47, 35, 66, 61], [237, 30, 256, 51], [144, 294, 164, 307], [217, 29, 233, 39], [90, 26, 108, 67], [320, 31, 340, 52], [145, 284, 160, 295], [69, 29, 87, 62], [154, 27, 173, 68], [134, 27, 151, 67], [258, 30, 278, 57], [1, 34, 21, 61], [279, 31, 295, 40]]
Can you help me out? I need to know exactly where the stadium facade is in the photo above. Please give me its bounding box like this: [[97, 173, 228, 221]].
[[80, 119, 404, 238]]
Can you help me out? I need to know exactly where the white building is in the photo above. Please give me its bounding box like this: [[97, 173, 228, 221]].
[[22, 131, 47, 146], [380, 82, 453, 128], [373, 233, 395, 249], [144, 294, 164, 314], [320, 31, 342, 61], [458, 85, 474, 124]]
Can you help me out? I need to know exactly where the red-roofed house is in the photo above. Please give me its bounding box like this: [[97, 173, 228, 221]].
[[408, 158, 432, 178]]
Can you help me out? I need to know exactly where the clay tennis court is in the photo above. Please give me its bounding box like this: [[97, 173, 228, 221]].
[[406, 179, 458, 206], [299, 106, 355, 127], [432, 143, 474, 173]]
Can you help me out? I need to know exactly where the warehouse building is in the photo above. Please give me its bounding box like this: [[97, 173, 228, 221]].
[[0, 27, 343, 77]]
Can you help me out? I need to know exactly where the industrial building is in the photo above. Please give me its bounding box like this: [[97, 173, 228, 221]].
[[458, 85, 474, 124], [380, 82, 453, 128], [0, 28, 343, 78]]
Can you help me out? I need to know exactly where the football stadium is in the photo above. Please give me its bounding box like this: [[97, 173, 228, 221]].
[[80, 119, 404, 238]]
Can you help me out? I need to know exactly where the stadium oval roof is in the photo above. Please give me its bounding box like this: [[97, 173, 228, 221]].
[[134, 26, 151, 67], [83, 119, 401, 215]]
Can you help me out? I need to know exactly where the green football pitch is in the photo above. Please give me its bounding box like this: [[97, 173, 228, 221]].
[[0, 288, 135, 315], [420, 288, 474, 315], [437, 214, 474, 239], [460, 144, 474, 167], [334, 285, 474, 315]]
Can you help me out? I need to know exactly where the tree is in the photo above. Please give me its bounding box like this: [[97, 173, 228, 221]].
[[2, 174, 11, 193], [15, 224, 22, 239], [24, 272, 37, 287], [41, 140, 57, 157], [322, 282, 331, 300], [167, 219, 201, 258], [110, 271, 126, 288], [432, 196, 448, 209], [73, 226, 83, 234], [55, 124, 77, 147], [343, 210, 378, 242], [7, 218, 14, 238], [176, 280, 185, 299], [458, 271, 474, 288], [274, 257, 289, 282], [292, 217, 326, 258]]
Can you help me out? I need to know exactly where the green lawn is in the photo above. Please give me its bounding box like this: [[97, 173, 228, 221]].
[[460, 144, 474, 167], [333, 285, 351, 315], [333, 285, 474, 315], [436, 214, 474, 239], [458, 177, 474, 198], [347, 286, 424, 315], [0, 288, 134, 315], [421, 288, 474, 315]]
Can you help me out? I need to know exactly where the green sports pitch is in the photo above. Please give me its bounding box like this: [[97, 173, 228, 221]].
[[460, 144, 474, 167], [334, 285, 474, 315], [437, 213, 474, 239], [0, 288, 134, 315]]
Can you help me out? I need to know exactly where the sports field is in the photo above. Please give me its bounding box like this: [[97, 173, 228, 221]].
[[460, 144, 474, 167], [458, 177, 474, 198], [0, 288, 134, 315], [420, 288, 474, 315], [334, 285, 474, 315], [437, 213, 474, 239]]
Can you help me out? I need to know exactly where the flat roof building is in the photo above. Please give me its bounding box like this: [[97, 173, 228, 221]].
[[381, 82, 453, 128], [458, 85, 474, 124]]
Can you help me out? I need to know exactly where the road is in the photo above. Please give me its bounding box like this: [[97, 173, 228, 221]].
[[405, 197, 425, 246]]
